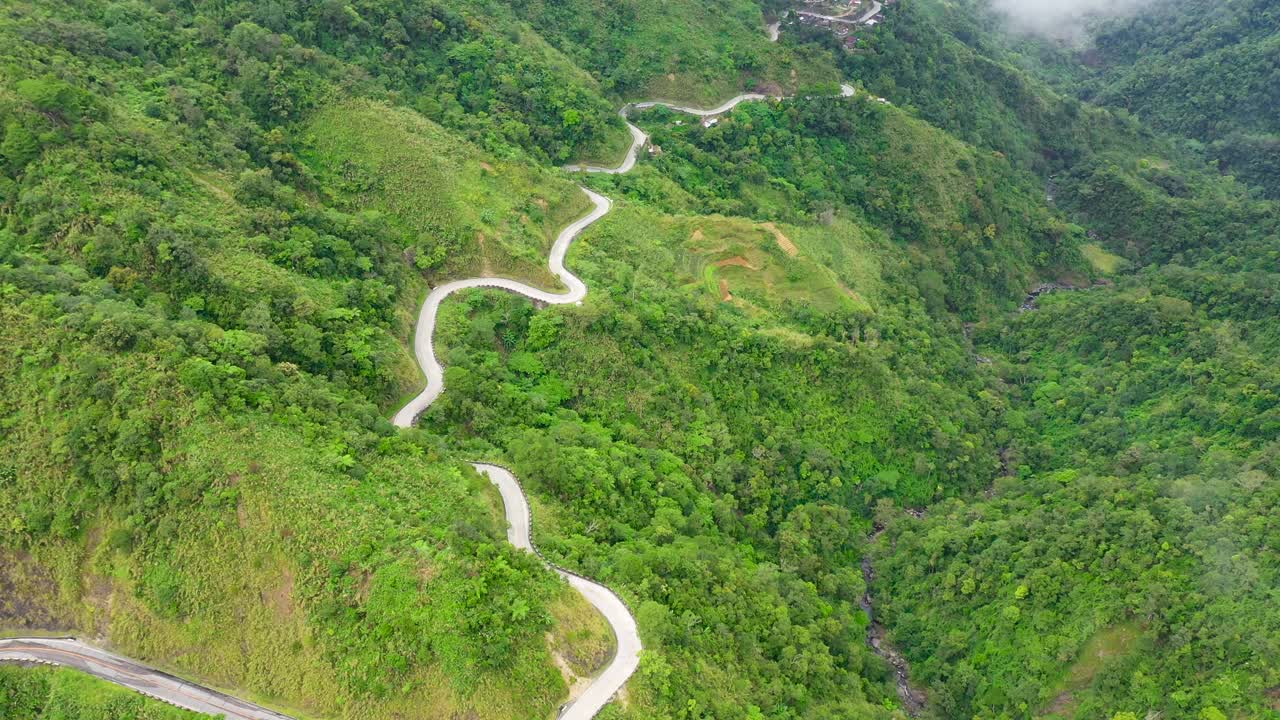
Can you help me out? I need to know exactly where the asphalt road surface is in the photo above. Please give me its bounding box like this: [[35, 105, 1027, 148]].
[[0, 637, 292, 719]]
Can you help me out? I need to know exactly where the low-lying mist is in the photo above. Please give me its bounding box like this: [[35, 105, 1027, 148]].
[[990, 0, 1160, 41]]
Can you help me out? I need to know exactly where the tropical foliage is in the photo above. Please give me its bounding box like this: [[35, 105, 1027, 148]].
[[1, 0, 1278, 718]]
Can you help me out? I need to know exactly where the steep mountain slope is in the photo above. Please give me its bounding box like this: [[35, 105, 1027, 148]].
[[830, 2, 1280, 718], [493, 0, 843, 102], [1081, 0, 1280, 197], [0, 3, 615, 717], [3, 0, 1278, 719], [0, 0, 874, 717]]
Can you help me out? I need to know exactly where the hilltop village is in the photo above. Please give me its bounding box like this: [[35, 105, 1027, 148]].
[[773, 0, 894, 50]]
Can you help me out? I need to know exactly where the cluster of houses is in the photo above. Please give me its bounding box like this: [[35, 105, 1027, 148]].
[[784, 0, 892, 50]]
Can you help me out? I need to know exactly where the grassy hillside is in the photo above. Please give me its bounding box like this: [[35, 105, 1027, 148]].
[[625, 92, 1087, 316], [626, 209, 876, 318], [305, 100, 591, 285]]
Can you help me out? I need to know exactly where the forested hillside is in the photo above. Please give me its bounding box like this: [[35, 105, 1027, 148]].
[[1078, 0, 1280, 198], [1, 0, 1278, 719], [873, 0, 1280, 199], [0, 1, 892, 718], [843, 2, 1280, 718]]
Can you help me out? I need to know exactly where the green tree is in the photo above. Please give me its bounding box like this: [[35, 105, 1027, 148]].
[[1, 121, 38, 172]]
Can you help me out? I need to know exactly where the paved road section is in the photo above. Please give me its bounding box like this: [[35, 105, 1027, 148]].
[[391, 188, 607, 427], [795, 0, 882, 25], [472, 464, 642, 720], [857, 0, 884, 23], [0, 637, 292, 720], [390, 180, 637, 717], [570, 94, 774, 175], [569, 85, 854, 175]]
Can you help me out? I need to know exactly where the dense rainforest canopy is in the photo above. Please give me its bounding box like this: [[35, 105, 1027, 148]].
[[0, 0, 1277, 719]]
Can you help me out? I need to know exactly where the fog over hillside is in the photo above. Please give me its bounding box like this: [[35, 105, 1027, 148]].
[[991, 0, 1159, 39]]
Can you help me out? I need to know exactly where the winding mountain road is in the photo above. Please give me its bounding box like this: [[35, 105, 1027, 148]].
[[568, 85, 854, 176], [391, 189, 605, 427], [470, 464, 641, 720], [3, 82, 861, 720], [397, 82, 857, 718]]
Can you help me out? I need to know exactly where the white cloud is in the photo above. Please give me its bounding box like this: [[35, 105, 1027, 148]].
[[989, 0, 1159, 40]]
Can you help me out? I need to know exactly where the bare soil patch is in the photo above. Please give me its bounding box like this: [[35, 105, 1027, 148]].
[[351, 568, 373, 604], [1045, 690, 1075, 716], [476, 232, 494, 275], [0, 551, 73, 631], [716, 255, 758, 270], [83, 572, 114, 636], [547, 633, 594, 705], [417, 560, 439, 585], [757, 81, 784, 96], [187, 169, 234, 205], [262, 567, 295, 619]]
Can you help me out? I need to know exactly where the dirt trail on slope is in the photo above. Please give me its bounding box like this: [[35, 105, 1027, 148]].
[[762, 222, 798, 256]]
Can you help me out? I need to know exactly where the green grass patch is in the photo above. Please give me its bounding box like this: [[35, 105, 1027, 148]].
[[547, 590, 614, 679], [677, 214, 872, 317], [565, 122, 637, 169], [701, 263, 721, 298], [1080, 242, 1128, 275], [1063, 622, 1143, 689], [1041, 622, 1144, 717], [83, 420, 571, 720]]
